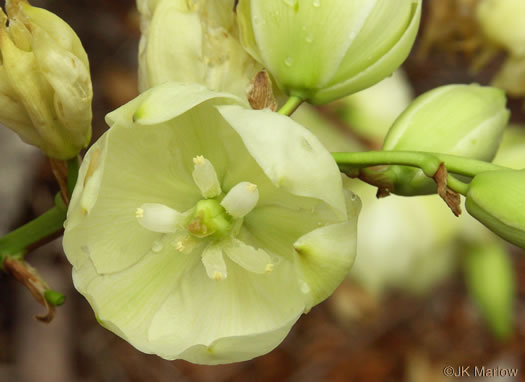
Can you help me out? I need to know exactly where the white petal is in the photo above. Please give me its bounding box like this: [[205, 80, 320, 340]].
[[223, 239, 273, 274], [147, 255, 305, 362], [192, 155, 222, 198], [314, 0, 421, 103], [220, 182, 259, 218], [201, 244, 227, 281], [65, 112, 202, 274], [294, 189, 360, 309], [123, 82, 244, 126], [136, 203, 185, 233], [71, 236, 201, 356], [218, 105, 347, 219]]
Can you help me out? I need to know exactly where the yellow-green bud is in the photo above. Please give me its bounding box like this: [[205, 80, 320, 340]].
[[0, 0, 92, 159], [477, 0, 525, 57], [237, 0, 421, 104], [464, 244, 515, 339], [383, 84, 509, 195], [466, 170, 525, 249]]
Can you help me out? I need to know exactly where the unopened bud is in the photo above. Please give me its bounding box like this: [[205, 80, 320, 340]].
[[383, 84, 509, 195], [466, 169, 525, 248], [237, 0, 421, 104], [0, 0, 92, 159]]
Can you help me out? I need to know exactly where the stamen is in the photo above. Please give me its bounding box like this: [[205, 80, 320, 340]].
[[224, 239, 273, 274], [136, 203, 185, 233], [202, 244, 228, 281], [192, 155, 222, 198], [174, 241, 185, 252], [220, 182, 259, 218], [169, 233, 198, 254], [265, 264, 274, 273]]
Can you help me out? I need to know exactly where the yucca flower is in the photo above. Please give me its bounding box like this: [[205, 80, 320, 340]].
[[63, 83, 360, 364]]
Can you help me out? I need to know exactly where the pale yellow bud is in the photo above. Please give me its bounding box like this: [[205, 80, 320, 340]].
[[0, 0, 92, 159]]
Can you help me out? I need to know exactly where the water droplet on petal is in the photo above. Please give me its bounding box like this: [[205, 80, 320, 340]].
[[152, 240, 164, 253], [300, 281, 311, 294], [305, 33, 314, 43], [313, 0, 321, 7], [284, 57, 294, 67], [283, 0, 297, 7]]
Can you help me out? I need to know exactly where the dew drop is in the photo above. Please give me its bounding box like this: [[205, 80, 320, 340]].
[[283, 0, 297, 7], [313, 0, 320, 7], [300, 281, 311, 294], [305, 33, 314, 43], [152, 240, 164, 253], [284, 56, 294, 67]]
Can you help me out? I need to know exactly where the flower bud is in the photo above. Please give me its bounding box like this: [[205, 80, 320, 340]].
[[476, 0, 525, 57], [464, 244, 515, 339], [466, 169, 525, 249], [138, 0, 261, 99], [0, 0, 92, 159], [236, 0, 421, 104], [382, 84, 509, 195]]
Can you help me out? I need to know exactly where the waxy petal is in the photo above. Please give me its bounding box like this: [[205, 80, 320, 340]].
[[218, 105, 347, 218]]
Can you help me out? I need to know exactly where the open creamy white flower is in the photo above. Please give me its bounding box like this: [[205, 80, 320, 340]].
[[63, 83, 360, 364]]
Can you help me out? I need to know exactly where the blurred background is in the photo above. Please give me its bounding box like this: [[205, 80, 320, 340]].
[[1, 0, 525, 381]]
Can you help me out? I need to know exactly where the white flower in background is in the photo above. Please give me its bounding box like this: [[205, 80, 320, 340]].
[[476, 0, 525, 97], [137, 0, 261, 99], [333, 70, 413, 144], [63, 83, 360, 364], [237, 0, 422, 104], [476, 0, 525, 57], [0, 0, 92, 159], [349, 181, 459, 296]]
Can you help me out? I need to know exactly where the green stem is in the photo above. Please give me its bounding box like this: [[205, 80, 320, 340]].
[[333, 151, 504, 177], [447, 175, 470, 196], [278, 95, 303, 116], [0, 194, 67, 261]]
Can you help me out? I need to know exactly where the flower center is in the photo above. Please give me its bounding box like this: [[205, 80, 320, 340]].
[[135, 155, 274, 281], [187, 199, 232, 239]]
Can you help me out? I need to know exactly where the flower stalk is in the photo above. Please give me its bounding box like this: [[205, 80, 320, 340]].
[[0, 193, 67, 264]]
